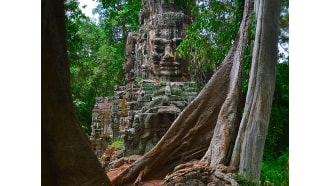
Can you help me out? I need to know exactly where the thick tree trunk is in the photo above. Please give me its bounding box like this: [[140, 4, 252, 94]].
[[200, 0, 254, 168], [41, 0, 113, 185], [229, 0, 281, 181]]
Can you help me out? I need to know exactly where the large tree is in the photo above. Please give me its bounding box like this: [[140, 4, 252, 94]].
[[112, 0, 281, 185], [41, 0, 113, 185]]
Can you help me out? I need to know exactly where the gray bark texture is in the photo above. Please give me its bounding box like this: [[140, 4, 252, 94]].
[[229, 0, 281, 181], [41, 0, 113, 185]]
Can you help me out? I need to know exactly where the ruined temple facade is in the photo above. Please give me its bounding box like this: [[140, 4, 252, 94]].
[[90, 0, 198, 158]]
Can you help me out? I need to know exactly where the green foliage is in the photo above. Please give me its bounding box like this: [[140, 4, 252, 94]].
[[172, 0, 244, 90], [264, 61, 289, 160], [176, 0, 244, 70], [68, 17, 126, 134], [65, 0, 138, 134], [234, 148, 289, 186], [109, 139, 125, 150], [233, 174, 258, 186], [260, 148, 289, 186], [242, 11, 256, 93], [72, 94, 91, 133], [95, 0, 141, 46]]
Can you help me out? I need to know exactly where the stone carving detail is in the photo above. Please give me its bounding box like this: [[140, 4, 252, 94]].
[[114, 81, 197, 155], [125, 0, 192, 86], [90, 0, 199, 157]]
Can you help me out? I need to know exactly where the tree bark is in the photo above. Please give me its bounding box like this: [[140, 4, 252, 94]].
[[229, 0, 281, 181], [199, 0, 254, 168], [41, 0, 113, 185]]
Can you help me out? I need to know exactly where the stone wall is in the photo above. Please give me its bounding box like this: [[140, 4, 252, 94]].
[[114, 80, 197, 155], [89, 97, 114, 158]]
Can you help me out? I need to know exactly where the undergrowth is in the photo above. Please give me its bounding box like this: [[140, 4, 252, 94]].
[[260, 148, 289, 186], [232, 148, 289, 186]]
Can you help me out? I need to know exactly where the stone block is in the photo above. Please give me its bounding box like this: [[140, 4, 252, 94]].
[[171, 101, 187, 108], [127, 102, 138, 110], [142, 83, 155, 87], [142, 86, 153, 91], [169, 95, 184, 101], [171, 88, 183, 96], [153, 84, 162, 90], [154, 89, 165, 96], [141, 96, 151, 102], [183, 92, 197, 97]]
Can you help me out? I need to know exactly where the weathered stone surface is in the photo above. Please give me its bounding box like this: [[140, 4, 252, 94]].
[[90, 0, 203, 159], [90, 97, 113, 158], [125, 0, 193, 85], [116, 81, 197, 155]]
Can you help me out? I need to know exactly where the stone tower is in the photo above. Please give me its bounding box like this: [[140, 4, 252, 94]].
[[90, 0, 198, 158]]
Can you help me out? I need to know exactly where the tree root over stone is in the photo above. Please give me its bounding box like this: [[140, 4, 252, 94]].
[[163, 161, 239, 186]]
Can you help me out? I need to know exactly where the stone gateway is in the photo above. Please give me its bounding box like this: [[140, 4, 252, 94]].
[[90, 0, 199, 158]]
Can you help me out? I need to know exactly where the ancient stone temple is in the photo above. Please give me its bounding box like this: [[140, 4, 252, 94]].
[[90, 0, 198, 158]]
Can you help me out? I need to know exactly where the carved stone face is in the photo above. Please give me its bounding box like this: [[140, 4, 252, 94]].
[[150, 29, 184, 77], [147, 13, 190, 81], [125, 6, 192, 82]]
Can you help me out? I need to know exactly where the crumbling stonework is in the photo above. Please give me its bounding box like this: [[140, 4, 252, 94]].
[[90, 97, 114, 158], [116, 80, 197, 155], [90, 0, 199, 158]]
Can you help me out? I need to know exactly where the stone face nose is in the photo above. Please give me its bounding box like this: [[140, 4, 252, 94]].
[[163, 45, 174, 61]]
